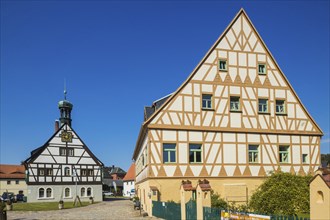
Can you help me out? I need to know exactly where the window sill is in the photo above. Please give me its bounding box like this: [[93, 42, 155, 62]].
[[201, 108, 214, 111], [230, 110, 242, 113], [248, 162, 260, 164], [189, 162, 203, 164], [258, 112, 270, 115], [276, 113, 287, 116], [163, 162, 177, 164], [258, 73, 267, 75], [279, 162, 290, 164], [219, 69, 227, 72]]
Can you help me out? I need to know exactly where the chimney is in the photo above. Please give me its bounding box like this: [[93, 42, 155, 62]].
[[55, 120, 59, 132]]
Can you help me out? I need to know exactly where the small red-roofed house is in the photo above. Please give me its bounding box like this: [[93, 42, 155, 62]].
[[0, 164, 27, 195], [123, 163, 135, 197], [310, 166, 330, 220]]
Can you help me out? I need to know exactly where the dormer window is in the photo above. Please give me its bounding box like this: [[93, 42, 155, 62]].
[[219, 60, 227, 71]]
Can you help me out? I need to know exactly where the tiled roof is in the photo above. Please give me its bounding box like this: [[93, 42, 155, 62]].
[[123, 163, 135, 181], [322, 173, 330, 187], [0, 164, 25, 179]]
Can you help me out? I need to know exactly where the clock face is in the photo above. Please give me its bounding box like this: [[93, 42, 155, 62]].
[[61, 131, 73, 142]]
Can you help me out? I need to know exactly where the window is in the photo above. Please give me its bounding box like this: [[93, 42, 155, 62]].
[[39, 169, 45, 176], [81, 187, 86, 197], [64, 167, 70, 176], [81, 169, 87, 176], [60, 147, 66, 156], [39, 188, 45, 198], [248, 145, 259, 163], [88, 169, 94, 176], [317, 191, 324, 203], [302, 154, 308, 163], [64, 188, 71, 198], [7, 180, 11, 185], [60, 147, 74, 156], [230, 96, 240, 112], [189, 144, 202, 163], [276, 100, 286, 114], [258, 64, 266, 74], [46, 168, 53, 176], [15, 180, 19, 185], [163, 144, 176, 163], [68, 148, 74, 156], [219, 60, 227, 71], [279, 146, 289, 163], [258, 99, 268, 113], [87, 187, 92, 197], [202, 94, 213, 109], [46, 188, 52, 198]]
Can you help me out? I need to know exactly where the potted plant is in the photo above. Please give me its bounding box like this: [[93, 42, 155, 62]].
[[89, 196, 94, 204], [58, 200, 64, 210], [6, 200, 13, 211]]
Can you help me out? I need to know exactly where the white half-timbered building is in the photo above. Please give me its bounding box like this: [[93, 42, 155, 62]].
[[132, 9, 323, 216], [24, 93, 104, 202]]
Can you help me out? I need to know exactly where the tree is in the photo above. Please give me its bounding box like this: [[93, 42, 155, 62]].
[[321, 154, 330, 166], [249, 171, 312, 215], [211, 191, 228, 209]]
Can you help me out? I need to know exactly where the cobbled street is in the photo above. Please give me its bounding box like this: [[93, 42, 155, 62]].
[[7, 198, 157, 220]]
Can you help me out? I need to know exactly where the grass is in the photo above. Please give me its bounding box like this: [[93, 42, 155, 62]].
[[10, 201, 95, 211]]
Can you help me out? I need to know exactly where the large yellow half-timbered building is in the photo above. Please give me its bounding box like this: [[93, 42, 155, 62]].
[[132, 9, 323, 215]]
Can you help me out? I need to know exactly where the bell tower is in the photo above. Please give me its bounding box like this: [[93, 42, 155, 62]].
[[58, 88, 73, 127]]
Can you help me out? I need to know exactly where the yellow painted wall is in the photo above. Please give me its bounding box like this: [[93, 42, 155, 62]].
[[310, 175, 330, 220], [136, 177, 264, 216], [0, 179, 27, 195]]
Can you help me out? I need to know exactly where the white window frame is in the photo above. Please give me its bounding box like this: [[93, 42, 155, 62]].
[[279, 146, 290, 163], [230, 96, 240, 112], [276, 100, 286, 114], [258, 99, 268, 113], [248, 145, 259, 163], [219, 59, 227, 71], [202, 94, 213, 109], [258, 63, 266, 75]]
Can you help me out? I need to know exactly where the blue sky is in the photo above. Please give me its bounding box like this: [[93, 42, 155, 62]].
[[1, 1, 329, 171]]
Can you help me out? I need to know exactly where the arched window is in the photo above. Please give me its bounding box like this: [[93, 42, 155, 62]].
[[81, 187, 86, 197], [39, 188, 44, 198], [46, 188, 52, 198], [87, 187, 92, 197], [65, 188, 70, 198], [64, 167, 70, 176], [317, 191, 324, 203]]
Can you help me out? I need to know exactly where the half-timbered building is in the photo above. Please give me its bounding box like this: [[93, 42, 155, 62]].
[[132, 9, 323, 215], [24, 92, 104, 202]]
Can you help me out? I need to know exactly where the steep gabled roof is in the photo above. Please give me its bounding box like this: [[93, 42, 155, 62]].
[[142, 8, 323, 135], [24, 123, 103, 167], [123, 163, 135, 181]]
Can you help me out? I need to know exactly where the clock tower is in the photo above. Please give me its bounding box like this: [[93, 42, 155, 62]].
[[58, 89, 73, 127]]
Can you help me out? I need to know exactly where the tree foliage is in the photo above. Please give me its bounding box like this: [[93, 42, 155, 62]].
[[249, 172, 312, 215], [211, 191, 228, 209]]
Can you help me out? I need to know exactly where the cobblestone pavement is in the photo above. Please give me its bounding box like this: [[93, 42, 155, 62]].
[[7, 198, 156, 220]]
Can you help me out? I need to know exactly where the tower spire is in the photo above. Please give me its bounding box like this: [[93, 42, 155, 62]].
[[58, 80, 73, 127], [64, 79, 67, 100]]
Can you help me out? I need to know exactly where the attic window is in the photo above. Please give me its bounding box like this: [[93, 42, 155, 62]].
[[219, 60, 227, 71], [258, 64, 266, 74]]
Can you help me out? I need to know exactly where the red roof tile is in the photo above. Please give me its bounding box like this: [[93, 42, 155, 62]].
[[123, 163, 135, 181], [0, 164, 25, 179]]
